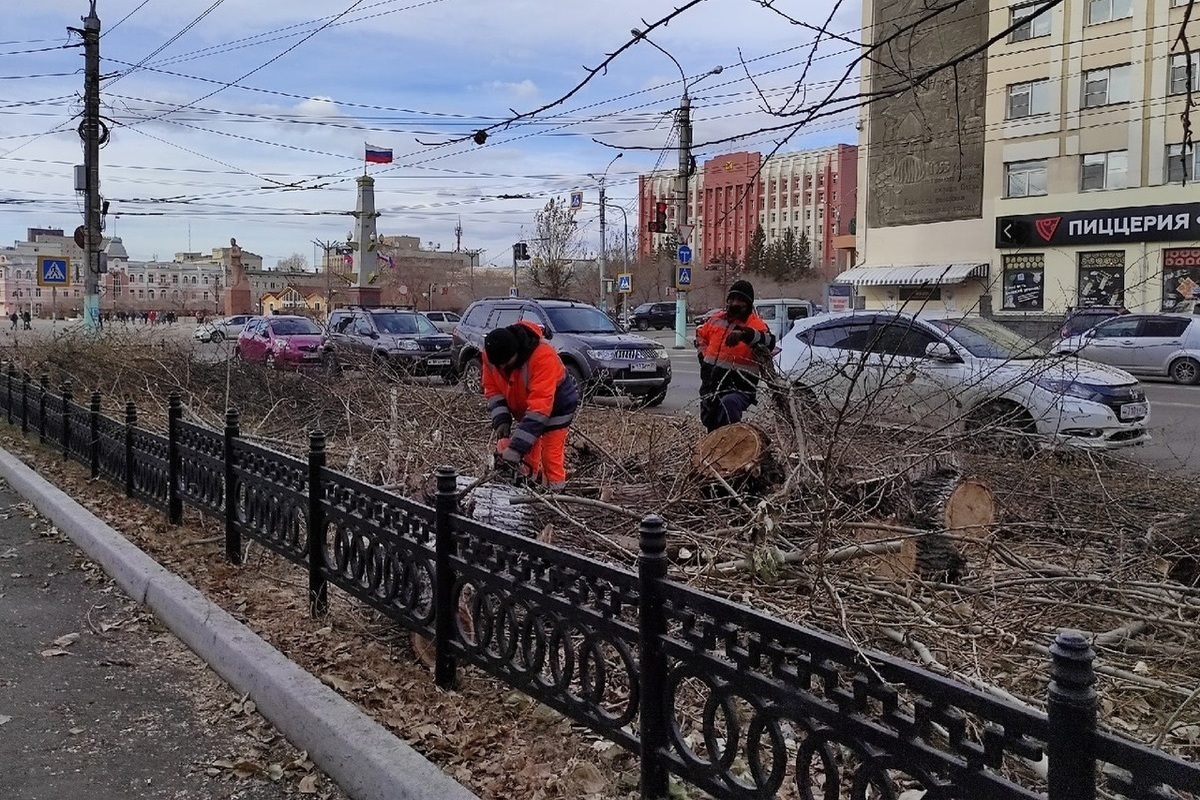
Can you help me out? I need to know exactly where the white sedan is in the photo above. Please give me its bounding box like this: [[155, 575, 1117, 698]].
[[774, 311, 1150, 450]]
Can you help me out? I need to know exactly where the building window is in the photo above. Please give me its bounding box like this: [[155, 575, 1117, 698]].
[[1170, 53, 1200, 95], [1078, 251, 1126, 307], [1086, 0, 1131, 25], [1010, 2, 1052, 41], [1082, 65, 1130, 107], [1163, 248, 1200, 310], [1167, 144, 1199, 183], [203, 276, 209, 285], [1005, 160, 1048, 197], [35, 288, 41, 298], [1007, 79, 1052, 119], [1080, 150, 1128, 191], [203, 292, 209, 301], [172, 275, 179, 284], [1003, 255, 1041, 311]]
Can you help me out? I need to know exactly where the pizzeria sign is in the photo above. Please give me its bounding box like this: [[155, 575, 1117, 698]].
[[996, 202, 1200, 248]]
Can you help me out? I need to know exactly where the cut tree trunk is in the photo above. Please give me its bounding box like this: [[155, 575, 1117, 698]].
[[691, 422, 778, 492], [893, 471, 996, 583]]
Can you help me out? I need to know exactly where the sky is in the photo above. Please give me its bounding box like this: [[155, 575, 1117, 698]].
[[0, 0, 861, 268]]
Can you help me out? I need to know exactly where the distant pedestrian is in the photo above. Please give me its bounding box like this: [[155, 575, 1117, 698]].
[[694, 279, 776, 432], [22, 311, 31, 330], [9, 312, 17, 330]]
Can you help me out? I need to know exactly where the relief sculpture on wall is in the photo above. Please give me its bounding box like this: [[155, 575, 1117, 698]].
[[867, 0, 988, 228]]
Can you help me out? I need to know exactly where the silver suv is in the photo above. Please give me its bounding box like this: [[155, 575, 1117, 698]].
[[451, 297, 671, 406], [326, 306, 454, 378], [1054, 313, 1200, 385]]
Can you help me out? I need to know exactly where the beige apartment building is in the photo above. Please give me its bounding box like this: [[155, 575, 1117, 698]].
[[848, 0, 1198, 325]]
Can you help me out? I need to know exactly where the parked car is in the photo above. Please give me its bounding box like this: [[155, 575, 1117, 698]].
[[325, 306, 454, 379], [194, 314, 252, 343], [234, 316, 327, 369], [451, 297, 671, 406], [423, 310, 462, 334], [691, 307, 722, 326], [775, 311, 1150, 450], [629, 301, 676, 331], [1059, 305, 1126, 339], [1052, 313, 1200, 385], [753, 297, 816, 343]]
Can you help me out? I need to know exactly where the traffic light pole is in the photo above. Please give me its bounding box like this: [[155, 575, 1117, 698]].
[[81, 3, 102, 334], [673, 93, 691, 349]]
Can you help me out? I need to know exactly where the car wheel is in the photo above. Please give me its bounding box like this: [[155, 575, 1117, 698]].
[[265, 352, 277, 370], [1169, 357, 1200, 386], [565, 363, 590, 402], [637, 320, 649, 331], [210, 330, 224, 343], [965, 401, 1037, 457], [461, 357, 483, 395]]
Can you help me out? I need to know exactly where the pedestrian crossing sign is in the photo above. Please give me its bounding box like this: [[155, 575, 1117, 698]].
[[617, 273, 632, 293], [37, 256, 70, 287]]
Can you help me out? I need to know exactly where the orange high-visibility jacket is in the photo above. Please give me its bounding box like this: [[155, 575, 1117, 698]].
[[482, 321, 579, 456], [695, 310, 775, 400]]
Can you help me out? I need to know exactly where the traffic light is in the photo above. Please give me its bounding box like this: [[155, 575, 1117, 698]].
[[513, 242, 529, 261], [647, 201, 668, 233]]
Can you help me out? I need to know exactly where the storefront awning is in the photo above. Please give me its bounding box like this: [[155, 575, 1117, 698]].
[[834, 263, 988, 286]]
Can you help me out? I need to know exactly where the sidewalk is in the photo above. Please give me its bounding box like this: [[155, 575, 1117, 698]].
[[0, 446, 478, 800]]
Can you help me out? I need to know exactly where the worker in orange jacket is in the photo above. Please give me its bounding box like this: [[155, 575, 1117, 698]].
[[482, 321, 580, 489], [695, 279, 775, 432]]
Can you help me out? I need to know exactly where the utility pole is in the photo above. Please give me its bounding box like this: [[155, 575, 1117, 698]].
[[79, 2, 102, 333], [598, 183, 607, 313], [674, 93, 692, 349]]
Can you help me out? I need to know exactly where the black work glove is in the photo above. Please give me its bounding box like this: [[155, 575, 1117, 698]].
[[725, 327, 752, 347], [495, 422, 511, 440]]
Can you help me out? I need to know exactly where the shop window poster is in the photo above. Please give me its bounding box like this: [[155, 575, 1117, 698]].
[[1162, 248, 1200, 311], [1002, 255, 1044, 310], [1077, 252, 1126, 307]]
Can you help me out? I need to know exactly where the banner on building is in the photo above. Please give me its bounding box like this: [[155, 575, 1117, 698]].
[[997, 202, 1200, 248]]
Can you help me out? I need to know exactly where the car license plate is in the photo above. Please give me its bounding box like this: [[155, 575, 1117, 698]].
[[304, 352, 320, 359], [1119, 402, 1147, 420], [630, 363, 657, 373], [427, 358, 451, 366]]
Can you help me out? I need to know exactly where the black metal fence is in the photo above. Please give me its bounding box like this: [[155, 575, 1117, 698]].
[[2, 363, 1196, 800]]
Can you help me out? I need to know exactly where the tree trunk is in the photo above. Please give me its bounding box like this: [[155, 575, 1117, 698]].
[[692, 422, 778, 492], [894, 471, 996, 583]]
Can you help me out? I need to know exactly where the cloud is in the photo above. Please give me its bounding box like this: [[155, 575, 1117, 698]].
[[484, 80, 539, 100]]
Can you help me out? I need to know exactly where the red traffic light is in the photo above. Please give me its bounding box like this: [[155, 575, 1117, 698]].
[[655, 201, 668, 213]]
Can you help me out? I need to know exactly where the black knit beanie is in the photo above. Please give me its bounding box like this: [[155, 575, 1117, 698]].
[[727, 279, 755, 305], [484, 326, 520, 365]]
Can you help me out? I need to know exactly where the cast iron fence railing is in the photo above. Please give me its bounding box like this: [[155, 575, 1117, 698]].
[[1, 362, 1196, 800]]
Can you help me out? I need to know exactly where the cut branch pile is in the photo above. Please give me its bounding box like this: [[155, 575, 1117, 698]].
[[9, 330, 1200, 762]]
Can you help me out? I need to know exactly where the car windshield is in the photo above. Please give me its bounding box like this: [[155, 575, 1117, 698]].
[[268, 318, 321, 336], [925, 317, 1046, 360], [545, 306, 618, 334], [373, 313, 437, 335]]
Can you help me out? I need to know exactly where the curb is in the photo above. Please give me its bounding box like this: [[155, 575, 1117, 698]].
[[0, 446, 478, 800]]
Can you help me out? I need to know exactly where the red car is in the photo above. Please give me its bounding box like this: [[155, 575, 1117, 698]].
[[235, 315, 327, 369]]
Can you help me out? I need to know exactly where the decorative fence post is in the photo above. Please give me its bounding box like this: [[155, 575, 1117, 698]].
[[433, 465, 459, 690], [224, 408, 242, 565], [1047, 630, 1097, 800], [307, 429, 328, 617], [123, 402, 137, 497], [89, 391, 101, 479], [21, 371, 29, 435], [167, 392, 183, 524], [6, 364, 13, 425], [60, 381, 72, 460], [38, 373, 48, 443], [638, 514, 671, 800]]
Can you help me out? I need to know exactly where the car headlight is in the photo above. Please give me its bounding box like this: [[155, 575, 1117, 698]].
[[273, 338, 287, 350], [649, 346, 667, 359], [396, 339, 420, 351], [1034, 377, 1104, 402], [586, 349, 615, 361]]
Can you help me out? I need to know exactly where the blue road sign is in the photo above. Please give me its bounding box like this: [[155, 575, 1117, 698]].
[[676, 266, 692, 288], [508, 286, 518, 298], [38, 256, 70, 287], [616, 273, 632, 293], [677, 244, 692, 265]]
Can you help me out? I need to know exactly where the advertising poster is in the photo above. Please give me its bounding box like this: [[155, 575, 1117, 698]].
[[1077, 252, 1126, 307], [1003, 267, 1044, 310], [1162, 248, 1200, 311]]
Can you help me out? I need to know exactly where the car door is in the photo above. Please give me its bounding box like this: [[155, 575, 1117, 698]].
[[795, 318, 879, 417], [1132, 316, 1190, 375], [857, 316, 937, 426], [241, 318, 266, 361], [1077, 316, 1143, 370]]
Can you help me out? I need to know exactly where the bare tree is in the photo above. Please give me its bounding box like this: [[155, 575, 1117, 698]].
[[275, 253, 308, 271], [527, 198, 584, 298]]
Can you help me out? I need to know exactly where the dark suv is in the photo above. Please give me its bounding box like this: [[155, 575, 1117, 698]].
[[630, 301, 676, 331], [451, 297, 671, 406], [326, 306, 454, 378]]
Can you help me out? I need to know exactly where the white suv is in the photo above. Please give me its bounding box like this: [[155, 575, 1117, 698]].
[[775, 311, 1150, 450]]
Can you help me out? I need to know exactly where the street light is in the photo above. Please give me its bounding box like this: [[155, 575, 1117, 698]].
[[588, 152, 622, 313], [604, 202, 631, 326], [631, 28, 723, 348]]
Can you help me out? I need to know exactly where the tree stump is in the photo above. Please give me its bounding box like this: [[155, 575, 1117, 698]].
[[691, 422, 777, 492], [894, 471, 996, 583]]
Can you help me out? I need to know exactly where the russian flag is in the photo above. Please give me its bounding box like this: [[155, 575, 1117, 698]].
[[365, 143, 393, 164]]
